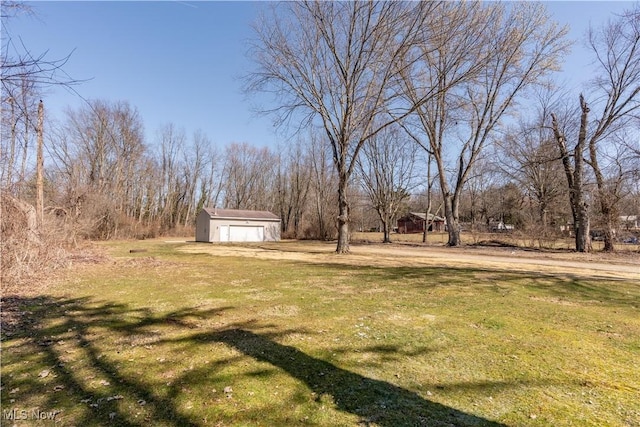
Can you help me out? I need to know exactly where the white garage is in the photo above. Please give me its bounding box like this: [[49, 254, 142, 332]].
[[195, 208, 281, 243]]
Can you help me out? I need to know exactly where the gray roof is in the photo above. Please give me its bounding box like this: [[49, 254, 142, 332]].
[[202, 208, 280, 221]]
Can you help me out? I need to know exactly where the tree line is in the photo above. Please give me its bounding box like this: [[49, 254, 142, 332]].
[[2, 99, 344, 241], [2, 1, 639, 268], [246, 1, 639, 253]]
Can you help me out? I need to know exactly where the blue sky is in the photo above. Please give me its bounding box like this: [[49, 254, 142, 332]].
[[5, 1, 275, 147], [4, 1, 635, 150]]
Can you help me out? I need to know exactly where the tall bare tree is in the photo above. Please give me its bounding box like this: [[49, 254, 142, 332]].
[[498, 91, 568, 233], [551, 4, 640, 252], [551, 98, 592, 252], [276, 140, 311, 238], [222, 142, 276, 211], [247, 1, 432, 253], [180, 130, 209, 227], [401, 2, 569, 246], [587, 5, 640, 252], [53, 100, 146, 238], [196, 143, 224, 213], [156, 123, 187, 230], [356, 123, 419, 243], [308, 131, 338, 240]]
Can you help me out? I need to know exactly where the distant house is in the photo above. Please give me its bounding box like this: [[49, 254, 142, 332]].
[[620, 215, 639, 229], [490, 221, 515, 232], [397, 212, 446, 233], [195, 208, 281, 243]]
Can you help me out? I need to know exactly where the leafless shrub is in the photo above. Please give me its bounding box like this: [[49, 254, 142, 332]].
[[1, 192, 68, 291]]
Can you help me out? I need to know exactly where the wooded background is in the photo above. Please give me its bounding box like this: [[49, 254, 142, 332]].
[[2, 2, 639, 283]]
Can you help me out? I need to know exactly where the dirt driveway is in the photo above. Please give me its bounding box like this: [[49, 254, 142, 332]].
[[178, 240, 639, 281]]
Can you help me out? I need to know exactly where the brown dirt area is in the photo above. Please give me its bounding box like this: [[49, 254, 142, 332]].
[[178, 240, 639, 281]]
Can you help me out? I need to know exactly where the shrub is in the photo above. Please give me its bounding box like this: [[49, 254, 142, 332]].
[[1, 192, 68, 291]]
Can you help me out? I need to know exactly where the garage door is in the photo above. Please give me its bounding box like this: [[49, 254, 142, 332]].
[[229, 225, 264, 242], [219, 225, 229, 242]]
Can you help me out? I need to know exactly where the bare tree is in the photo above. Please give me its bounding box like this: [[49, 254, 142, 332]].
[[625, 127, 640, 159], [196, 143, 224, 212], [356, 123, 419, 243], [551, 101, 592, 252], [497, 91, 568, 234], [399, 2, 496, 245], [1, 1, 74, 93], [551, 4, 640, 252], [155, 123, 187, 231], [222, 142, 276, 211], [36, 99, 43, 224], [587, 5, 640, 251], [1, 3, 78, 195], [593, 132, 638, 239], [275, 140, 311, 238], [1, 74, 41, 194], [247, 1, 432, 253], [460, 157, 500, 232], [180, 130, 209, 227], [52, 100, 146, 238], [51, 110, 223, 238], [308, 131, 338, 240], [401, 2, 569, 246]]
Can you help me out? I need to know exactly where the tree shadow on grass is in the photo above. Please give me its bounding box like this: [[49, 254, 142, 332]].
[[1, 295, 229, 426], [2, 295, 510, 426], [179, 328, 508, 426]]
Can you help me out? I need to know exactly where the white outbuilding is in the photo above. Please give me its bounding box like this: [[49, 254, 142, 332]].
[[195, 208, 281, 243]]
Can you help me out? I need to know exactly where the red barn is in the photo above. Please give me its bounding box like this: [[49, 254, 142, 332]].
[[397, 212, 446, 233]]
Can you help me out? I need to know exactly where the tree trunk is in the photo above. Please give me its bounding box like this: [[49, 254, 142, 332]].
[[539, 200, 548, 228], [423, 155, 432, 243], [574, 200, 591, 253], [444, 194, 461, 246], [20, 102, 29, 189], [315, 192, 326, 240], [336, 177, 350, 253], [422, 203, 430, 244], [433, 152, 462, 247], [573, 97, 591, 253], [603, 227, 615, 252], [589, 126, 617, 252], [7, 97, 17, 190], [382, 217, 391, 243], [601, 205, 616, 252], [551, 98, 592, 253], [36, 100, 44, 226]]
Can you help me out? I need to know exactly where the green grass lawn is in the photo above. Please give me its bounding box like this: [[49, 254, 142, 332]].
[[2, 240, 639, 426]]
